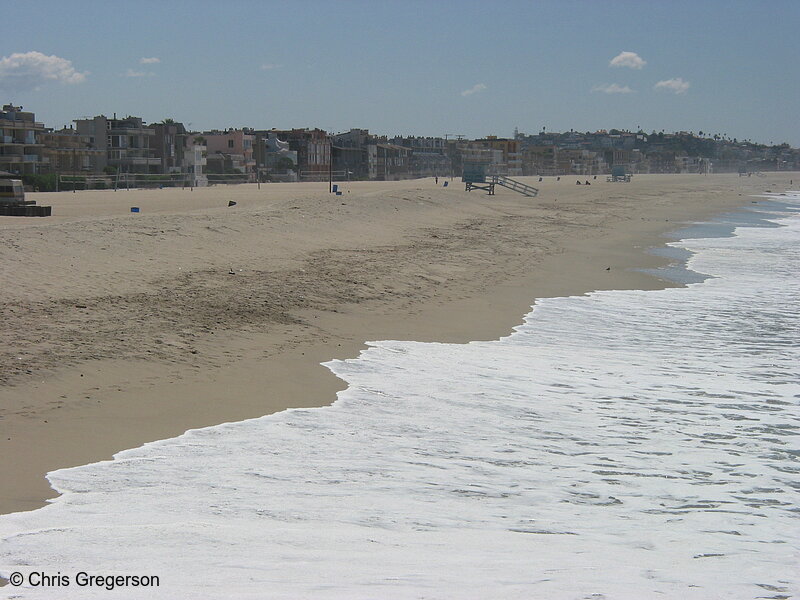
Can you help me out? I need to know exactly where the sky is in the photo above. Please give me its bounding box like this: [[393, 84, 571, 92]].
[[1, 0, 798, 145]]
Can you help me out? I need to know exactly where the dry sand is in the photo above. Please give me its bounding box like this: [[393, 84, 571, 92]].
[[0, 173, 792, 515]]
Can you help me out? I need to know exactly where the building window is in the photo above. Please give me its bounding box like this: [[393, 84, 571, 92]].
[[228, 139, 234, 149]]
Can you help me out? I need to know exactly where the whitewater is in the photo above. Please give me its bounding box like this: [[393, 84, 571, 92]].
[[1, 194, 798, 599]]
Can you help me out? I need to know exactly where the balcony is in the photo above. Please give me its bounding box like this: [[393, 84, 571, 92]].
[[112, 157, 161, 166], [108, 127, 154, 136], [0, 121, 45, 130]]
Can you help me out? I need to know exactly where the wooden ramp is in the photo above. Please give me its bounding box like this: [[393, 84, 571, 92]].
[[491, 175, 539, 197]]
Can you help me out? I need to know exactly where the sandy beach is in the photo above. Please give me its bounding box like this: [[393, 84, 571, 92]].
[[0, 172, 791, 515]]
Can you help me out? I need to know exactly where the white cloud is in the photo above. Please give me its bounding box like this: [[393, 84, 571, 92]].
[[140, 57, 161, 64], [461, 83, 486, 97], [124, 69, 154, 78], [654, 77, 690, 94], [592, 83, 634, 94], [261, 63, 282, 70], [0, 51, 87, 91], [609, 51, 646, 69]]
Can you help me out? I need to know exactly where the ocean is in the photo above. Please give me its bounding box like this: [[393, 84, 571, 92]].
[[1, 193, 798, 599]]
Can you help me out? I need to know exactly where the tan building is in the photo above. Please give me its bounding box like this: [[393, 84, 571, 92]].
[[75, 115, 159, 174], [369, 142, 411, 180], [522, 145, 556, 175], [0, 104, 47, 175], [473, 137, 523, 175], [203, 129, 255, 178], [40, 127, 102, 175]]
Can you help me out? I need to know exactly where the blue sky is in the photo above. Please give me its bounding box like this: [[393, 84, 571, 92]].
[[2, 0, 798, 145]]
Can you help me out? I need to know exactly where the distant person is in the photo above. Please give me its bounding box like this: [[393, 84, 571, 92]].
[[593, 175, 597, 179], [538, 177, 543, 182], [557, 177, 560, 181], [585, 180, 591, 185], [576, 180, 582, 185], [435, 176, 439, 184]]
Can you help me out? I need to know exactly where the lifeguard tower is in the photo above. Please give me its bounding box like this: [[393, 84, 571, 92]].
[[607, 165, 632, 182], [462, 162, 494, 194], [462, 163, 538, 197], [0, 175, 51, 216]]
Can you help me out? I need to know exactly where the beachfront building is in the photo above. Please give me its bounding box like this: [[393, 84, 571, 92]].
[[203, 129, 255, 179], [331, 144, 367, 180], [566, 149, 606, 175], [0, 104, 47, 175], [370, 141, 411, 180], [252, 131, 298, 182], [147, 121, 208, 186], [150, 120, 187, 174], [273, 129, 331, 181], [330, 129, 411, 180], [457, 141, 504, 174], [39, 127, 102, 175], [331, 129, 370, 180], [676, 155, 712, 174], [391, 136, 452, 178], [472, 137, 523, 176], [645, 151, 679, 173], [603, 148, 633, 174], [181, 135, 208, 187], [553, 148, 581, 175], [74, 115, 159, 174], [521, 145, 555, 175]]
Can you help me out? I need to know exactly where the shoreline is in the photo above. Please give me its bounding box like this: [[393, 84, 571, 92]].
[[1, 173, 793, 516]]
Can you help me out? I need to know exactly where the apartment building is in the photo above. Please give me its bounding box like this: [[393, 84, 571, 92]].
[[331, 129, 369, 180], [458, 141, 504, 173], [370, 142, 411, 180], [39, 127, 102, 174], [274, 129, 330, 180], [203, 129, 255, 178], [521, 145, 556, 175], [74, 115, 159, 173], [150, 121, 186, 173], [252, 131, 298, 181], [391, 136, 452, 178], [461, 137, 522, 176], [477, 136, 523, 175], [0, 104, 47, 175]]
